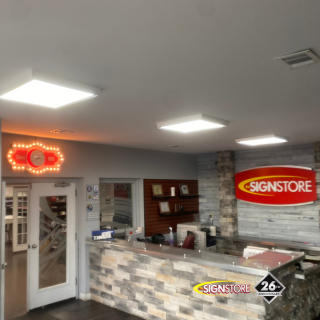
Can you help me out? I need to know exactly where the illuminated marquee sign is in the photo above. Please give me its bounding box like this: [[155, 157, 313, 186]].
[[7, 142, 64, 174], [235, 166, 317, 206]]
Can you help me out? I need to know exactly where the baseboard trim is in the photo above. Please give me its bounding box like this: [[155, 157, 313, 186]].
[[79, 292, 91, 301]]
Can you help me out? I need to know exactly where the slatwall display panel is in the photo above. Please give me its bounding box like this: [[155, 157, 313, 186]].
[[144, 179, 199, 237]]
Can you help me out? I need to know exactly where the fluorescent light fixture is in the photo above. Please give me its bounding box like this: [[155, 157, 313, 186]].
[[0, 70, 100, 108], [157, 114, 228, 133], [236, 134, 288, 146]]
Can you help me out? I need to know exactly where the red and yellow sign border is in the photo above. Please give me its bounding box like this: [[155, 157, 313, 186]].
[[7, 142, 64, 174], [235, 166, 317, 206]]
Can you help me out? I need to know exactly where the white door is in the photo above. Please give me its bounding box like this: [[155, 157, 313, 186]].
[[0, 182, 6, 320], [28, 183, 76, 310], [12, 187, 29, 252]]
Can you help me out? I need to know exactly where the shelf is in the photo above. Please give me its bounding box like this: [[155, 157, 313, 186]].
[[152, 195, 176, 200], [159, 211, 198, 217], [179, 194, 201, 198]]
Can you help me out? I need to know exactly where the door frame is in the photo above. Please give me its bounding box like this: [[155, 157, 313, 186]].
[[0, 182, 6, 320], [2, 177, 80, 313], [99, 178, 144, 237], [12, 186, 29, 252]]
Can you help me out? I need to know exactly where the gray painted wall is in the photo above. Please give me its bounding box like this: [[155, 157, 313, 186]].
[[197, 143, 320, 243], [1, 133, 198, 295]]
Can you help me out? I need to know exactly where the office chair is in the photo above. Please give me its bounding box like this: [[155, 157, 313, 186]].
[[182, 234, 195, 249]]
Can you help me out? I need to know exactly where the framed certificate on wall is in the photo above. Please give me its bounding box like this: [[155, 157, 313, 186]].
[[159, 201, 170, 213]]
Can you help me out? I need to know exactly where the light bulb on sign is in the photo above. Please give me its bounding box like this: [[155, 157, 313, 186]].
[[8, 142, 64, 174]]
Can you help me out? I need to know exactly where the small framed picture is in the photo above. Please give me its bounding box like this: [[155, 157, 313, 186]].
[[159, 201, 170, 213], [152, 184, 163, 196], [179, 184, 189, 195]]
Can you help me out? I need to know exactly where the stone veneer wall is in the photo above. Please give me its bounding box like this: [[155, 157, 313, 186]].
[[89, 244, 267, 320], [315, 142, 320, 227], [235, 143, 319, 242], [197, 153, 220, 227], [197, 143, 320, 243], [217, 151, 238, 237]]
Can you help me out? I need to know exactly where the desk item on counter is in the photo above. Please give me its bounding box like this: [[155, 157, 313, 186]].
[[207, 214, 214, 226], [169, 227, 174, 245], [92, 230, 115, 241], [151, 233, 165, 244], [125, 227, 144, 241], [301, 262, 315, 270], [305, 254, 320, 261], [171, 187, 175, 196], [209, 226, 216, 236], [243, 246, 268, 258], [200, 227, 210, 236]]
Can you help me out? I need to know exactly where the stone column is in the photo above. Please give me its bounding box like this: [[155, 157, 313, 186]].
[[217, 151, 238, 236], [314, 142, 320, 227]]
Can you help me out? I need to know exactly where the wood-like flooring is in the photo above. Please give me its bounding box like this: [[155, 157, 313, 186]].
[[5, 244, 27, 319], [10, 299, 142, 320]]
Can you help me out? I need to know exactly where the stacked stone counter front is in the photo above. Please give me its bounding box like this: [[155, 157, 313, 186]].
[[87, 240, 308, 320], [89, 244, 265, 319]]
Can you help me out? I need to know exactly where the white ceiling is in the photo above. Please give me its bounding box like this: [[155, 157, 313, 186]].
[[0, 0, 319, 154]]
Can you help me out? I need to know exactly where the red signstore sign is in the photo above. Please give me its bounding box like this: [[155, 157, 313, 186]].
[[235, 166, 317, 206]]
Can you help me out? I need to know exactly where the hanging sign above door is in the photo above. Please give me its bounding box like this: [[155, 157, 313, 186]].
[[7, 142, 64, 174], [235, 166, 317, 206]]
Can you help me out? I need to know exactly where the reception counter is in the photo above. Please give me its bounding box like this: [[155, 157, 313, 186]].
[[85, 238, 320, 320], [215, 235, 320, 256]]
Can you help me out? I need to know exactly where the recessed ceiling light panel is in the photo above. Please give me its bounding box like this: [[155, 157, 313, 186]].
[[236, 134, 288, 146], [157, 114, 228, 133], [0, 70, 101, 108]]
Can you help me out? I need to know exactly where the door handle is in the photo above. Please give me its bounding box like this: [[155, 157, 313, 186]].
[[32, 244, 37, 249], [1, 263, 7, 270]]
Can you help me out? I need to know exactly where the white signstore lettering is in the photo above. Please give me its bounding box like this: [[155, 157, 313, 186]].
[[249, 180, 312, 193]]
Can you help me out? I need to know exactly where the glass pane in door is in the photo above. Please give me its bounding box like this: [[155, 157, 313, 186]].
[[17, 191, 28, 245], [39, 196, 67, 289]]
